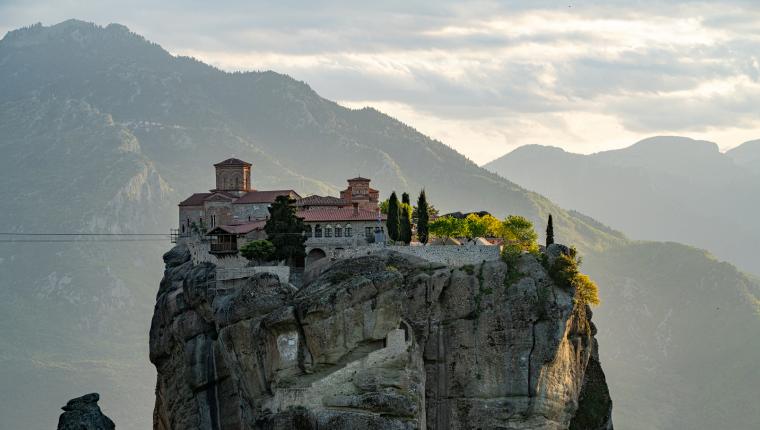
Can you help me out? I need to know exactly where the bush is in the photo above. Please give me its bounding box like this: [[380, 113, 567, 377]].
[[240, 240, 275, 263], [547, 247, 600, 307]]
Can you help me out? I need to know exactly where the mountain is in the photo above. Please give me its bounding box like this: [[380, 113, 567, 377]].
[[1, 20, 758, 430], [484, 136, 760, 275], [727, 139, 760, 173]]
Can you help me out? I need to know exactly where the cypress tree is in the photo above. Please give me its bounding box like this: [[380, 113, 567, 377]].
[[416, 189, 429, 244], [265, 195, 307, 264], [546, 214, 555, 247], [386, 192, 400, 242], [400, 204, 412, 244], [401, 192, 410, 206]]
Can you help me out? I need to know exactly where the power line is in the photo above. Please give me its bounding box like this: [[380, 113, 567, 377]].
[[0, 232, 167, 236], [0, 239, 169, 243]]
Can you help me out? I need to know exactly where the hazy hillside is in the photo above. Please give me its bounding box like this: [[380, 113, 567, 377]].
[[484, 137, 760, 275], [728, 139, 760, 173], [1, 20, 758, 430]]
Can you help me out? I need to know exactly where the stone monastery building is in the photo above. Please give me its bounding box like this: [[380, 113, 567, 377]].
[[177, 158, 387, 265]]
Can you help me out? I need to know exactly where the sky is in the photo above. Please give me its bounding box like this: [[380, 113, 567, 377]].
[[2, 1, 760, 164]]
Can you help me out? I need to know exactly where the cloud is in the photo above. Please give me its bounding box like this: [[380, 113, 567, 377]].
[[1, 0, 759, 162]]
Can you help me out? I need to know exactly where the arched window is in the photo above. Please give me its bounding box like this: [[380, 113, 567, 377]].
[[335, 226, 342, 237], [315, 224, 322, 238], [345, 224, 352, 237], [325, 225, 333, 238]]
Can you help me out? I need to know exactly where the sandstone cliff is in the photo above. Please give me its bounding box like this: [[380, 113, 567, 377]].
[[150, 245, 612, 429]]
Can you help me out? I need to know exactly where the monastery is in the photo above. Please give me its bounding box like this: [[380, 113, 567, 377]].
[[176, 158, 387, 267]]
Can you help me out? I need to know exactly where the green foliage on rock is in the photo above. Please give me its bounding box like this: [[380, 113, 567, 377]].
[[265, 195, 307, 264], [239, 240, 275, 263], [547, 246, 600, 307]]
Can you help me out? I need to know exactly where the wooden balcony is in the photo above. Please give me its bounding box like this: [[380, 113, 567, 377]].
[[209, 242, 238, 254]]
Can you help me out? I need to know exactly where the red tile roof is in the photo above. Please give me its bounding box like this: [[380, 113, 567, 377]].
[[207, 220, 266, 235], [214, 158, 251, 167], [178, 193, 212, 206], [233, 190, 301, 204], [347, 176, 371, 182], [295, 195, 347, 207], [297, 207, 386, 222]]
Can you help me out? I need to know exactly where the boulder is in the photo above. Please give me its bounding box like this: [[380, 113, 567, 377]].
[[57, 393, 115, 430]]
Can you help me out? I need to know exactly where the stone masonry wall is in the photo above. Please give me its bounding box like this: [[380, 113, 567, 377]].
[[335, 244, 501, 266]]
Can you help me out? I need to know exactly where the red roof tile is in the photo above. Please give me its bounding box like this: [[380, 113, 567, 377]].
[[297, 207, 386, 222], [295, 195, 347, 207], [214, 158, 251, 167], [233, 190, 301, 204], [178, 193, 212, 206]]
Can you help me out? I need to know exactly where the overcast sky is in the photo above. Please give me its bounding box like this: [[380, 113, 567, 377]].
[[2, 1, 759, 164]]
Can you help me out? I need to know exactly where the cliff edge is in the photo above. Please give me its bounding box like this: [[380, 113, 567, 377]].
[[149, 245, 612, 429]]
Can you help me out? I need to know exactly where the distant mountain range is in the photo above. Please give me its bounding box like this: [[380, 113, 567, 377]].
[[1, 20, 758, 430], [484, 136, 760, 275]]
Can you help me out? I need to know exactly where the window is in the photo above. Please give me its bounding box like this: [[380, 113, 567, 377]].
[[315, 224, 322, 238], [304, 225, 312, 237], [335, 226, 342, 237], [345, 225, 352, 237], [365, 226, 373, 237], [325, 225, 333, 237]]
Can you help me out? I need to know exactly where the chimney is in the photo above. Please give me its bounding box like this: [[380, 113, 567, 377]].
[[353, 202, 359, 215]]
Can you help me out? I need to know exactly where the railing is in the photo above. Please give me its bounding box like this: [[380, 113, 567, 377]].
[[210, 243, 238, 253]]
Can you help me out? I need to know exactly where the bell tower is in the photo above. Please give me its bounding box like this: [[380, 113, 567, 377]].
[[213, 158, 252, 196]]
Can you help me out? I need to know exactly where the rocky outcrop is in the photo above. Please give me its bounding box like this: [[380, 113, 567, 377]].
[[150, 244, 612, 429], [57, 393, 115, 430]]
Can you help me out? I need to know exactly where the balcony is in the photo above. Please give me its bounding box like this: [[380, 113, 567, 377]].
[[209, 242, 238, 254]]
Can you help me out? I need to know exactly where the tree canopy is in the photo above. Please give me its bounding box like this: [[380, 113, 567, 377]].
[[546, 214, 555, 247], [386, 192, 400, 241], [265, 195, 307, 263], [416, 189, 430, 244], [240, 239, 275, 263]]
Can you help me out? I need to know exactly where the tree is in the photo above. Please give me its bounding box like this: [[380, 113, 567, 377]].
[[416, 189, 430, 244], [400, 204, 412, 244], [545, 214, 555, 247], [401, 192, 410, 206], [265, 195, 307, 264], [240, 240, 275, 264], [429, 216, 468, 240], [465, 213, 487, 239], [386, 192, 400, 241], [499, 215, 539, 256]]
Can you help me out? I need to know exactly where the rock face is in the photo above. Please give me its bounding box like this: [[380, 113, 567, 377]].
[[57, 393, 115, 430], [150, 244, 612, 429]]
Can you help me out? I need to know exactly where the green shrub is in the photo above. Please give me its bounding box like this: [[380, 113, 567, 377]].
[[240, 239, 275, 262], [547, 247, 600, 307]]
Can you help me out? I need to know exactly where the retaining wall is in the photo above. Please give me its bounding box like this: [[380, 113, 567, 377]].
[[334, 244, 501, 266]]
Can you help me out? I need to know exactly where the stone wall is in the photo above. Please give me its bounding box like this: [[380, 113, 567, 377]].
[[232, 203, 270, 222], [335, 244, 502, 265], [185, 239, 249, 267]]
